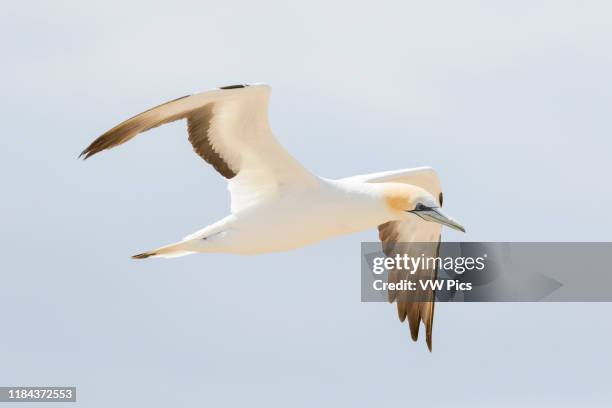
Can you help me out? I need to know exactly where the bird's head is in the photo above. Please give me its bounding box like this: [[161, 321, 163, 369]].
[[383, 184, 466, 232]]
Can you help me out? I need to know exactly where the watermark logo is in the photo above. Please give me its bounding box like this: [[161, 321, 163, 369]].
[[361, 242, 612, 302]]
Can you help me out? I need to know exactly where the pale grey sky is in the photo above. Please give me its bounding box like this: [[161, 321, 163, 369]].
[[1, 0, 611, 406]]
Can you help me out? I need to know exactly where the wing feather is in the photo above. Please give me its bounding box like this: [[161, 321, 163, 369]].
[[80, 84, 315, 211], [186, 104, 236, 179], [79, 94, 192, 159], [355, 167, 443, 351]]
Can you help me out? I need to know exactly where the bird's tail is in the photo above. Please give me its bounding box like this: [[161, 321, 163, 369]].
[[131, 240, 195, 259]]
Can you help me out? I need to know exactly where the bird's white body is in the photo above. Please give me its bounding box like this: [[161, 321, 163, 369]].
[[183, 178, 394, 255]]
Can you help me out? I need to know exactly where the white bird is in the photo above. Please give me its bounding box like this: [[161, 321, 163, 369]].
[[81, 83, 465, 350]]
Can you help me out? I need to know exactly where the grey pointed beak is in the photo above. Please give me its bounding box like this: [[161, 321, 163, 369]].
[[411, 207, 466, 232]]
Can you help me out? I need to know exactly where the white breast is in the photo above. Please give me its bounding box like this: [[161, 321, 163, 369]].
[[215, 178, 393, 254]]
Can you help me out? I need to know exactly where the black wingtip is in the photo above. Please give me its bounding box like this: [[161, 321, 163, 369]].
[[78, 145, 94, 160], [219, 84, 248, 90], [408, 317, 420, 342], [132, 252, 156, 259]]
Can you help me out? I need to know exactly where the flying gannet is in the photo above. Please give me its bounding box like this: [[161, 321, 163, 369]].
[[80, 83, 465, 350]]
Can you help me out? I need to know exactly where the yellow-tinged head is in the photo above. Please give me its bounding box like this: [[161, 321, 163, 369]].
[[383, 183, 437, 212], [382, 183, 465, 232]]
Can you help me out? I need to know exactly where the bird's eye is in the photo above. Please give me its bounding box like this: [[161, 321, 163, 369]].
[[415, 203, 428, 211]]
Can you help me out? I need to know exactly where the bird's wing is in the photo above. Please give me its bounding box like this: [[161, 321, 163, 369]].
[[353, 167, 442, 351], [80, 84, 315, 212]]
